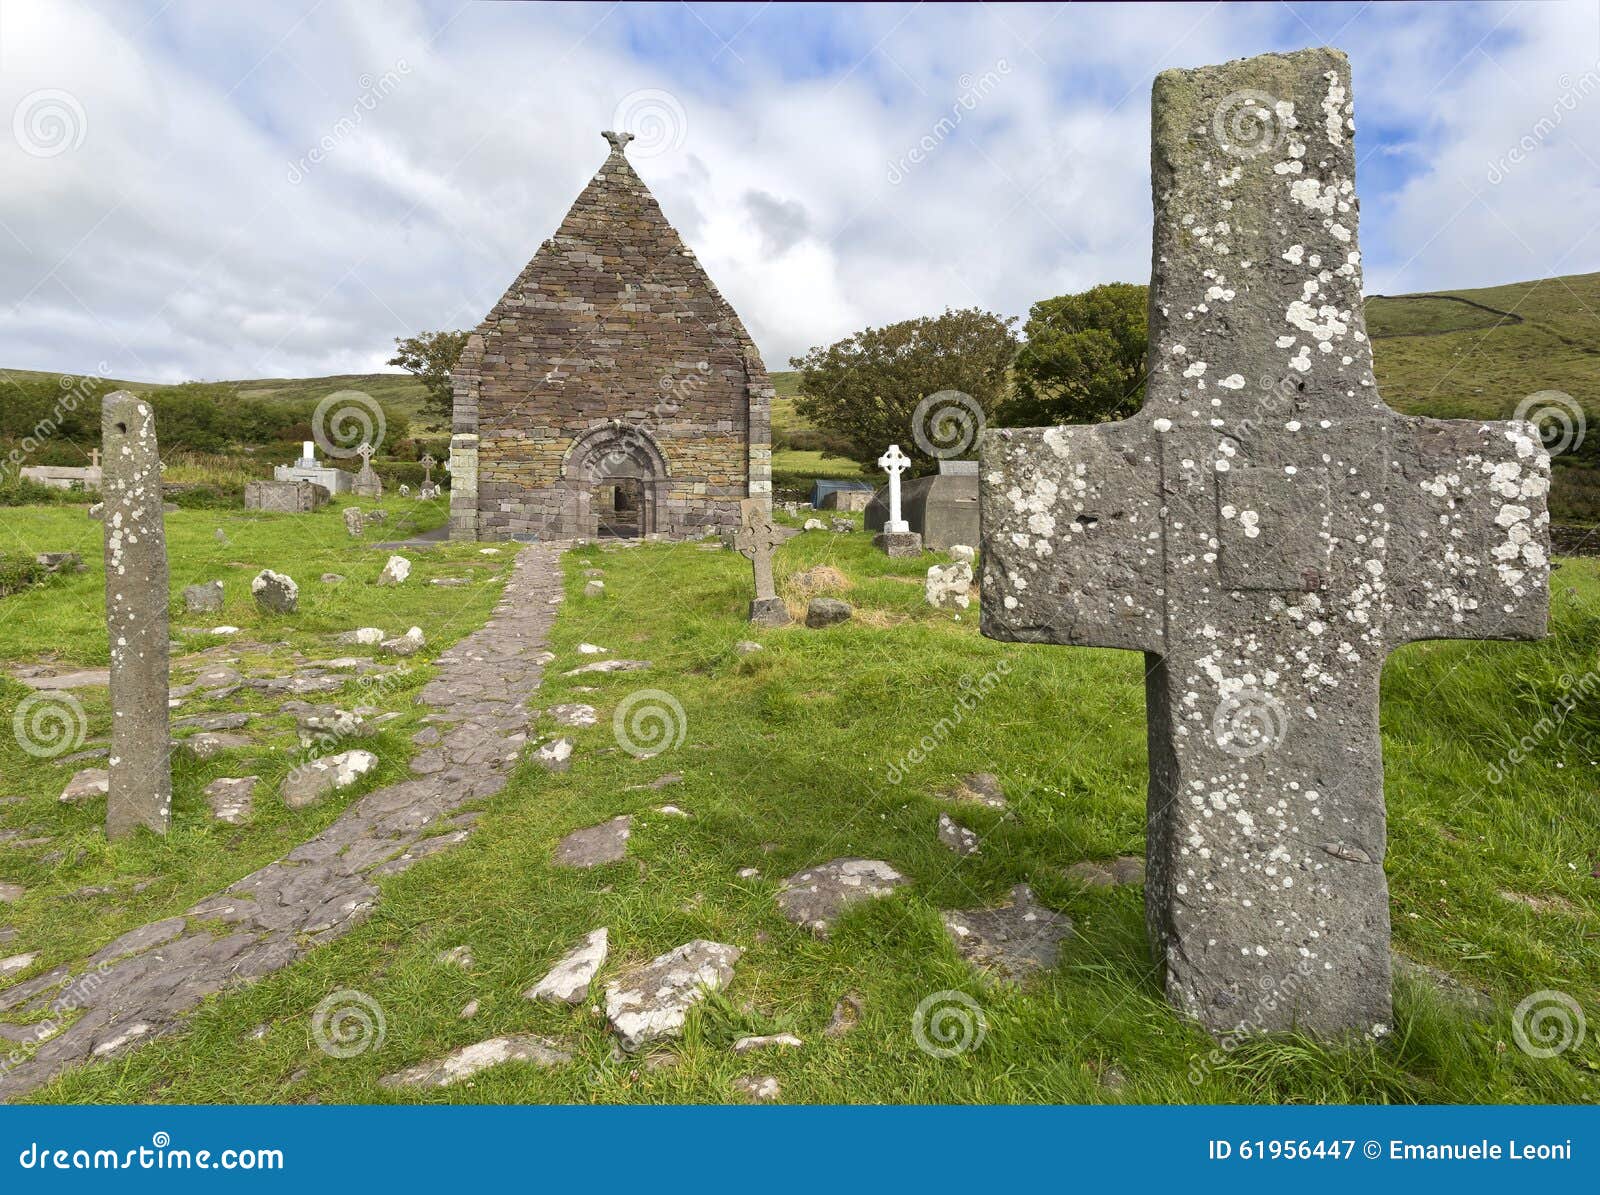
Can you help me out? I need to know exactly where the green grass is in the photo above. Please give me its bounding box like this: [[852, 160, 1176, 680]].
[[1, 505, 1595, 1104]]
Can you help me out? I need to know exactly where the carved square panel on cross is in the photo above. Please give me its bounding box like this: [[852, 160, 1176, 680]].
[[979, 48, 1549, 1038]]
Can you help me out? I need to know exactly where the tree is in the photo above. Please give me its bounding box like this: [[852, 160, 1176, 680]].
[[389, 330, 470, 426], [1000, 283, 1148, 427], [790, 308, 1017, 475]]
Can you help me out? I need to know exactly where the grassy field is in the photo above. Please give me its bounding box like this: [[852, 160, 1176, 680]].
[[0, 501, 1595, 1104]]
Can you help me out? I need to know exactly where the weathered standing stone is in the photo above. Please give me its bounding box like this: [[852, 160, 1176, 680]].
[[251, 569, 298, 614], [352, 442, 382, 499], [343, 507, 364, 536], [978, 49, 1550, 1038], [604, 939, 742, 1050], [183, 580, 224, 613], [100, 392, 172, 839], [734, 497, 791, 626]]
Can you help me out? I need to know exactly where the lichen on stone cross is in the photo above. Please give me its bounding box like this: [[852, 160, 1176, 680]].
[[734, 497, 784, 602], [978, 47, 1549, 1039], [99, 391, 172, 840], [878, 444, 912, 532]]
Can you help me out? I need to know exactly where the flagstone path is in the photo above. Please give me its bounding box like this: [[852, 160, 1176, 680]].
[[0, 545, 560, 1102]]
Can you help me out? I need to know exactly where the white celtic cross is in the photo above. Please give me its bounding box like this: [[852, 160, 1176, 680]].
[[356, 442, 374, 465], [878, 444, 912, 533]]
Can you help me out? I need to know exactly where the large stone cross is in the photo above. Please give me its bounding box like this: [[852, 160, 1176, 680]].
[[878, 444, 912, 533], [734, 497, 789, 626], [979, 48, 1550, 1038]]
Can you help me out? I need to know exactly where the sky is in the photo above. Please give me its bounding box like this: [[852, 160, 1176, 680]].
[[0, 0, 1597, 384]]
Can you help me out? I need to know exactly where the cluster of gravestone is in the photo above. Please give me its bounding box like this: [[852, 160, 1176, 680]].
[[249, 441, 443, 513]]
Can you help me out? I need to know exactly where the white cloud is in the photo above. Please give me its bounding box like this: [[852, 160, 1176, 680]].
[[0, 0, 1593, 384]]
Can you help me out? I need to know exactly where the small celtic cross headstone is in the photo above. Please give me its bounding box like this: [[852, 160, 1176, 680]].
[[734, 498, 789, 626], [873, 444, 922, 557], [979, 48, 1549, 1038], [421, 453, 437, 486], [352, 441, 382, 499]]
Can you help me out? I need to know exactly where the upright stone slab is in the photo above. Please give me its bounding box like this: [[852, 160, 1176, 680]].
[[100, 392, 172, 839], [733, 498, 789, 626], [979, 48, 1549, 1037]]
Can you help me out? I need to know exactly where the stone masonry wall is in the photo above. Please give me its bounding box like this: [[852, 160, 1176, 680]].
[[450, 134, 771, 541]]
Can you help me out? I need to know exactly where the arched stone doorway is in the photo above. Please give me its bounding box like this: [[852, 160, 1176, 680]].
[[561, 424, 671, 539]]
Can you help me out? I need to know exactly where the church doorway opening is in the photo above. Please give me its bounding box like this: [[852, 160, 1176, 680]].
[[596, 479, 643, 538], [562, 425, 669, 540]]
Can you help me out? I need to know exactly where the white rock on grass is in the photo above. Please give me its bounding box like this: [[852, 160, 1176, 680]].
[[948, 544, 976, 564], [60, 768, 109, 803], [803, 518, 825, 531], [339, 627, 386, 646], [577, 643, 607, 655], [209, 626, 239, 636], [733, 1033, 803, 1053], [1, 952, 38, 976], [378, 1035, 571, 1089], [537, 738, 574, 773], [250, 569, 298, 614], [380, 627, 425, 656], [525, 928, 609, 1004], [280, 749, 378, 809], [605, 940, 742, 1051], [376, 555, 412, 586]]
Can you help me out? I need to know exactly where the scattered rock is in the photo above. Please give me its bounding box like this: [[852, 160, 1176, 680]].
[[208, 626, 239, 636], [365, 509, 387, 525], [776, 858, 907, 937], [948, 544, 976, 564], [734, 1074, 781, 1102], [925, 561, 973, 610], [737, 867, 761, 879], [343, 508, 364, 536], [279, 749, 378, 809], [804, 597, 852, 628], [546, 703, 597, 727], [829, 518, 852, 533], [553, 816, 631, 868], [1391, 951, 1494, 1015], [802, 518, 825, 531], [181, 731, 252, 760], [321, 573, 345, 584], [733, 1033, 802, 1053], [174, 712, 250, 732], [563, 659, 650, 676], [577, 643, 607, 655], [380, 627, 426, 656], [733, 640, 763, 655], [936, 812, 981, 857], [376, 555, 411, 586], [0, 883, 23, 903], [0, 952, 37, 976], [459, 999, 480, 1019], [605, 940, 742, 1050], [379, 1035, 571, 1089], [823, 993, 863, 1038], [203, 776, 257, 824], [338, 627, 386, 646], [537, 738, 573, 772], [292, 705, 374, 748], [583, 580, 605, 597], [1064, 856, 1145, 889], [942, 884, 1073, 984], [183, 581, 224, 613], [35, 551, 83, 573], [59, 768, 108, 803], [940, 773, 1008, 811], [526, 928, 609, 1004], [250, 569, 298, 614], [436, 944, 473, 970]]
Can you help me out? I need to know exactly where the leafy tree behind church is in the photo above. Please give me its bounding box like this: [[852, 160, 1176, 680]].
[[999, 282, 1148, 427], [789, 308, 1017, 475], [389, 330, 470, 426]]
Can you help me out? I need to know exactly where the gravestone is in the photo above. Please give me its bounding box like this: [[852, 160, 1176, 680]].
[[872, 444, 921, 557], [733, 498, 790, 626], [419, 453, 438, 500], [979, 48, 1549, 1038], [274, 439, 352, 494], [244, 479, 327, 512], [352, 442, 383, 499], [99, 392, 172, 839]]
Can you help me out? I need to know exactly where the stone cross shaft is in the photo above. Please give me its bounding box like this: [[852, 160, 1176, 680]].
[[734, 497, 784, 600], [100, 391, 172, 839], [878, 444, 912, 532], [979, 48, 1549, 1038]]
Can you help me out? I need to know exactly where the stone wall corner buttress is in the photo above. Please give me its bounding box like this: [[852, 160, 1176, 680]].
[[449, 433, 480, 540]]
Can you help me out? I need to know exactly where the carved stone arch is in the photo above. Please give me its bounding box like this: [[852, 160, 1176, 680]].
[[559, 422, 672, 538]]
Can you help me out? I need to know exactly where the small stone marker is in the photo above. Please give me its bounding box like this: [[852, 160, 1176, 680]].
[[99, 392, 172, 840], [978, 48, 1550, 1037], [352, 442, 382, 498], [251, 569, 298, 613], [734, 497, 790, 626], [420, 452, 437, 497], [376, 555, 410, 586], [344, 507, 364, 537], [873, 444, 921, 557], [183, 580, 224, 613]]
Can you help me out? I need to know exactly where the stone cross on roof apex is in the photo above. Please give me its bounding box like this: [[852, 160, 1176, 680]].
[[602, 130, 635, 155]]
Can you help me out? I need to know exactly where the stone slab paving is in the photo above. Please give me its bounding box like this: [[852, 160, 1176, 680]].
[[0, 545, 561, 1102]]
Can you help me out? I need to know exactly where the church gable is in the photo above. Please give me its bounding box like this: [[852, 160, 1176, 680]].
[[448, 130, 772, 542]]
